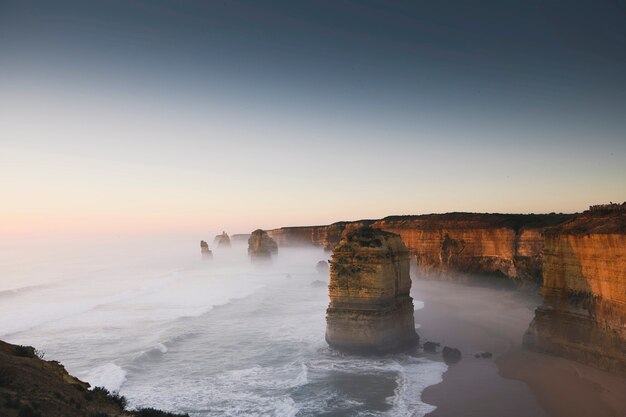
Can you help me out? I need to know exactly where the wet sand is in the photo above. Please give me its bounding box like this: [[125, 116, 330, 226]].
[[413, 278, 626, 417]]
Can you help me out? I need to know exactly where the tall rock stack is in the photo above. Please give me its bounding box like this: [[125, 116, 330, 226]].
[[524, 204, 626, 375], [214, 231, 231, 248], [200, 240, 212, 258], [248, 229, 278, 259], [325, 226, 418, 353]]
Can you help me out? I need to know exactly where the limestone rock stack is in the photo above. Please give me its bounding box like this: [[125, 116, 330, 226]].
[[524, 204, 626, 375], [248, 229, 278, 259], [325, 226, 418, 352], [214, 231, 231, 248], [200, 240, 212, 258]]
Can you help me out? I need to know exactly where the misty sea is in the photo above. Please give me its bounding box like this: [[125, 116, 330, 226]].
[[0, 238, 446, 417]]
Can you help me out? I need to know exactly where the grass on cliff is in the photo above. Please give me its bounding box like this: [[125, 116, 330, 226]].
[[87, 387, 189, 417]]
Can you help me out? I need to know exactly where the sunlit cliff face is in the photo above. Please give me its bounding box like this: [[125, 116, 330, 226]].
[[525, 210, 626, 375]]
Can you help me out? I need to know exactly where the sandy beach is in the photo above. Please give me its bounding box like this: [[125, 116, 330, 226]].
[[413, 278, 626, 417]]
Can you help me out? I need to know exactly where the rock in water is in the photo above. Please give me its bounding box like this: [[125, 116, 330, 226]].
[[214, 231, 231, 248], [325, 226, 419, 353], [200, 240, 213, 258], [442, 346, 462, 363], [316, 260, 329, 274], [423, 341, 440, 353], [248, 229, 278, 259]]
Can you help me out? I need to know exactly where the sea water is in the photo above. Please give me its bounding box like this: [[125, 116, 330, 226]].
[[0, 238, 446, 416]]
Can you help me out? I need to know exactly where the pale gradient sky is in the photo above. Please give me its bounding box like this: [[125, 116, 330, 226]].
[[1, 1, 625, 238]]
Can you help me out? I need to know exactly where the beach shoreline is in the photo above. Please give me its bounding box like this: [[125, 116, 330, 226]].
[[412, 278, 626, 417]]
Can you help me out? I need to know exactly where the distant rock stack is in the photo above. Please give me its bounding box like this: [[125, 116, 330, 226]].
[[325, 226, 418, 353], [316, 260, 329, 274], [248, 229, 278, 259], [214, 231, 231, 248], [200, 240, 213, 258]]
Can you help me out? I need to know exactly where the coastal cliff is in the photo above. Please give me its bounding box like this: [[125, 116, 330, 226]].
[[325, 226, 418, 352], [268, 213, 572, 283], [0, 340, 186, 417], [524, 205, 626, 374]]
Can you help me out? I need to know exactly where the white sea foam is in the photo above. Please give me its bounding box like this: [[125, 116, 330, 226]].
[[82, 363, 128, 392], [1, 240, 447, 417], [386, 355, 446, 417]]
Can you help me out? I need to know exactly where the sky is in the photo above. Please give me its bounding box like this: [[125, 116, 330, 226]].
[[1, 0, 625, 238]]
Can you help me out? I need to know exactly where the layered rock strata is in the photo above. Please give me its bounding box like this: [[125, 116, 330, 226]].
[[267, 213, 573, 283], [214, 231, 231, 248], [248, 229, 278, 259], [325, 226, 418, 352], [524, 206, 626, 374], [200, 240, 212, 257]]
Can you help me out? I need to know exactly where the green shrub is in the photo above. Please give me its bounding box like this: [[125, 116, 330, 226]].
[[12, 345, 35, 358], [91, 386, 127, 409], [132, 407, 190, 417]]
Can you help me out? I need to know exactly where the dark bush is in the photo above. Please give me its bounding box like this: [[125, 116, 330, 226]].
[[0, 367, 14, 387], [12, 345, 35, 358], [92, 386, 127, 409], [132, 407, 190, 417], [18, 404, 42, 417], [4, 394, 21, 409]]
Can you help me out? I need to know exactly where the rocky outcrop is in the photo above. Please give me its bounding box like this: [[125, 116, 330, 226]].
[[248, 229, 278, 259], [325, 226, 418, 353], [442, 346, 462, 363], [524, 205, 626, 375], [316, 260, 329, 274], [200, 240, 212, 257], [214, 232, 231, 248], [0, 340, 187, 417], [267, 213, 573, 284]]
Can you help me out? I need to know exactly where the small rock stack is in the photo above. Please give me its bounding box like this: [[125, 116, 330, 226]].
[[214, 231, 231, 248], [248, 229, 278, 259], [200, 240, 212, 258]]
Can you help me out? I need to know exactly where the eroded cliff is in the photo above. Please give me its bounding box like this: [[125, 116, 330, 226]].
[[268, 213, 572, 283], [325, 226, 418, 353], [524, 207, 626, 374]]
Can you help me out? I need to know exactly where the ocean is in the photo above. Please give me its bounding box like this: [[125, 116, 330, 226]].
[[0, 238, 446, 416]]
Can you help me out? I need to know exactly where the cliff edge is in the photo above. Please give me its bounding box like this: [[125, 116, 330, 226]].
[[0, 340, 187, 417], [268, 213, 573, 284], [524, 205, 626, 375]]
